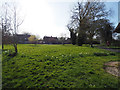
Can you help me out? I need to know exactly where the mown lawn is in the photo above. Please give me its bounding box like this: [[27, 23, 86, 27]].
[[2, 44, 120, 88]]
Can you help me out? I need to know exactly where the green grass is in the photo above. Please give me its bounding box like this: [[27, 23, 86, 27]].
[[0, 44, 1, 90], [2, 44, 120, 88], [0, 44, 1, 49]]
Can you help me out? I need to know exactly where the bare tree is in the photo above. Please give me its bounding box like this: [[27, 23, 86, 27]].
[[1, 2, 23, 55], [0, 3, 12, 49], [68, 0, 111, 46], [12, 5, 21, 54]]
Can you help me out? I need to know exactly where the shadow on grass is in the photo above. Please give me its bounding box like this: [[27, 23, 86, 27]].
[[2, 49, 17, 57]]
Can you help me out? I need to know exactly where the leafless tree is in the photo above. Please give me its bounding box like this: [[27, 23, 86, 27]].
[[68, 0, 111, 46], [0, 2, 23, 55], [11, 4, 23, 54], [0, 3, 12, 49]]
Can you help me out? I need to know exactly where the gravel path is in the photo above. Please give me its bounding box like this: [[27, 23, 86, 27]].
[[97, 46, 120, 53]]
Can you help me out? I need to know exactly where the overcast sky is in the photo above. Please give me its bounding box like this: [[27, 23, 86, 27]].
[[0, 0, 119, 38]]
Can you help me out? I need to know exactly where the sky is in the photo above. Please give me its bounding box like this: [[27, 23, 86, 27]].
[[118, 1, 120, 22], [0, 0, 119, 39]]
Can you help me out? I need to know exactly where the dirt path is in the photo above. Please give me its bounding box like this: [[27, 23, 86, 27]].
[[97, 46, 120, 76], [104, 61, 120, 77]]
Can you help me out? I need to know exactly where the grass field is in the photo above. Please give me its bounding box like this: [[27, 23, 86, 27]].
[[2, 44, 120, 88], [0, 44, 2, 89]]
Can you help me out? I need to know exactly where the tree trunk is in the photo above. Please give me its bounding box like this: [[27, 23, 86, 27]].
[[77, 37, 83, 46], [13, 34, 18, 55], [62, 41, 64, 45], [77, 33, 84, 46], [14, 44, 17, 55], [89, 33, 94, 48], [2, 29, 4, 49], [2, 41, 4, 49], [90, 42, 94, 48]]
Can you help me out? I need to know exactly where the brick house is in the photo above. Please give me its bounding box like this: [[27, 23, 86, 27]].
[[43, 36, 58, 44], [16, 34, 31, 44]]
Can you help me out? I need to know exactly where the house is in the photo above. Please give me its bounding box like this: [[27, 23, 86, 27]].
[[113, 23, 120, 33], [16, 34, 31, 44], [43, 36, 58, 44]]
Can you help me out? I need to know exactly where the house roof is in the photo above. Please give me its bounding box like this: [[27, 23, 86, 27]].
[[43, 36, 58, 39], [16, 34, 31, 37], [113, 23, 120, 33]]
